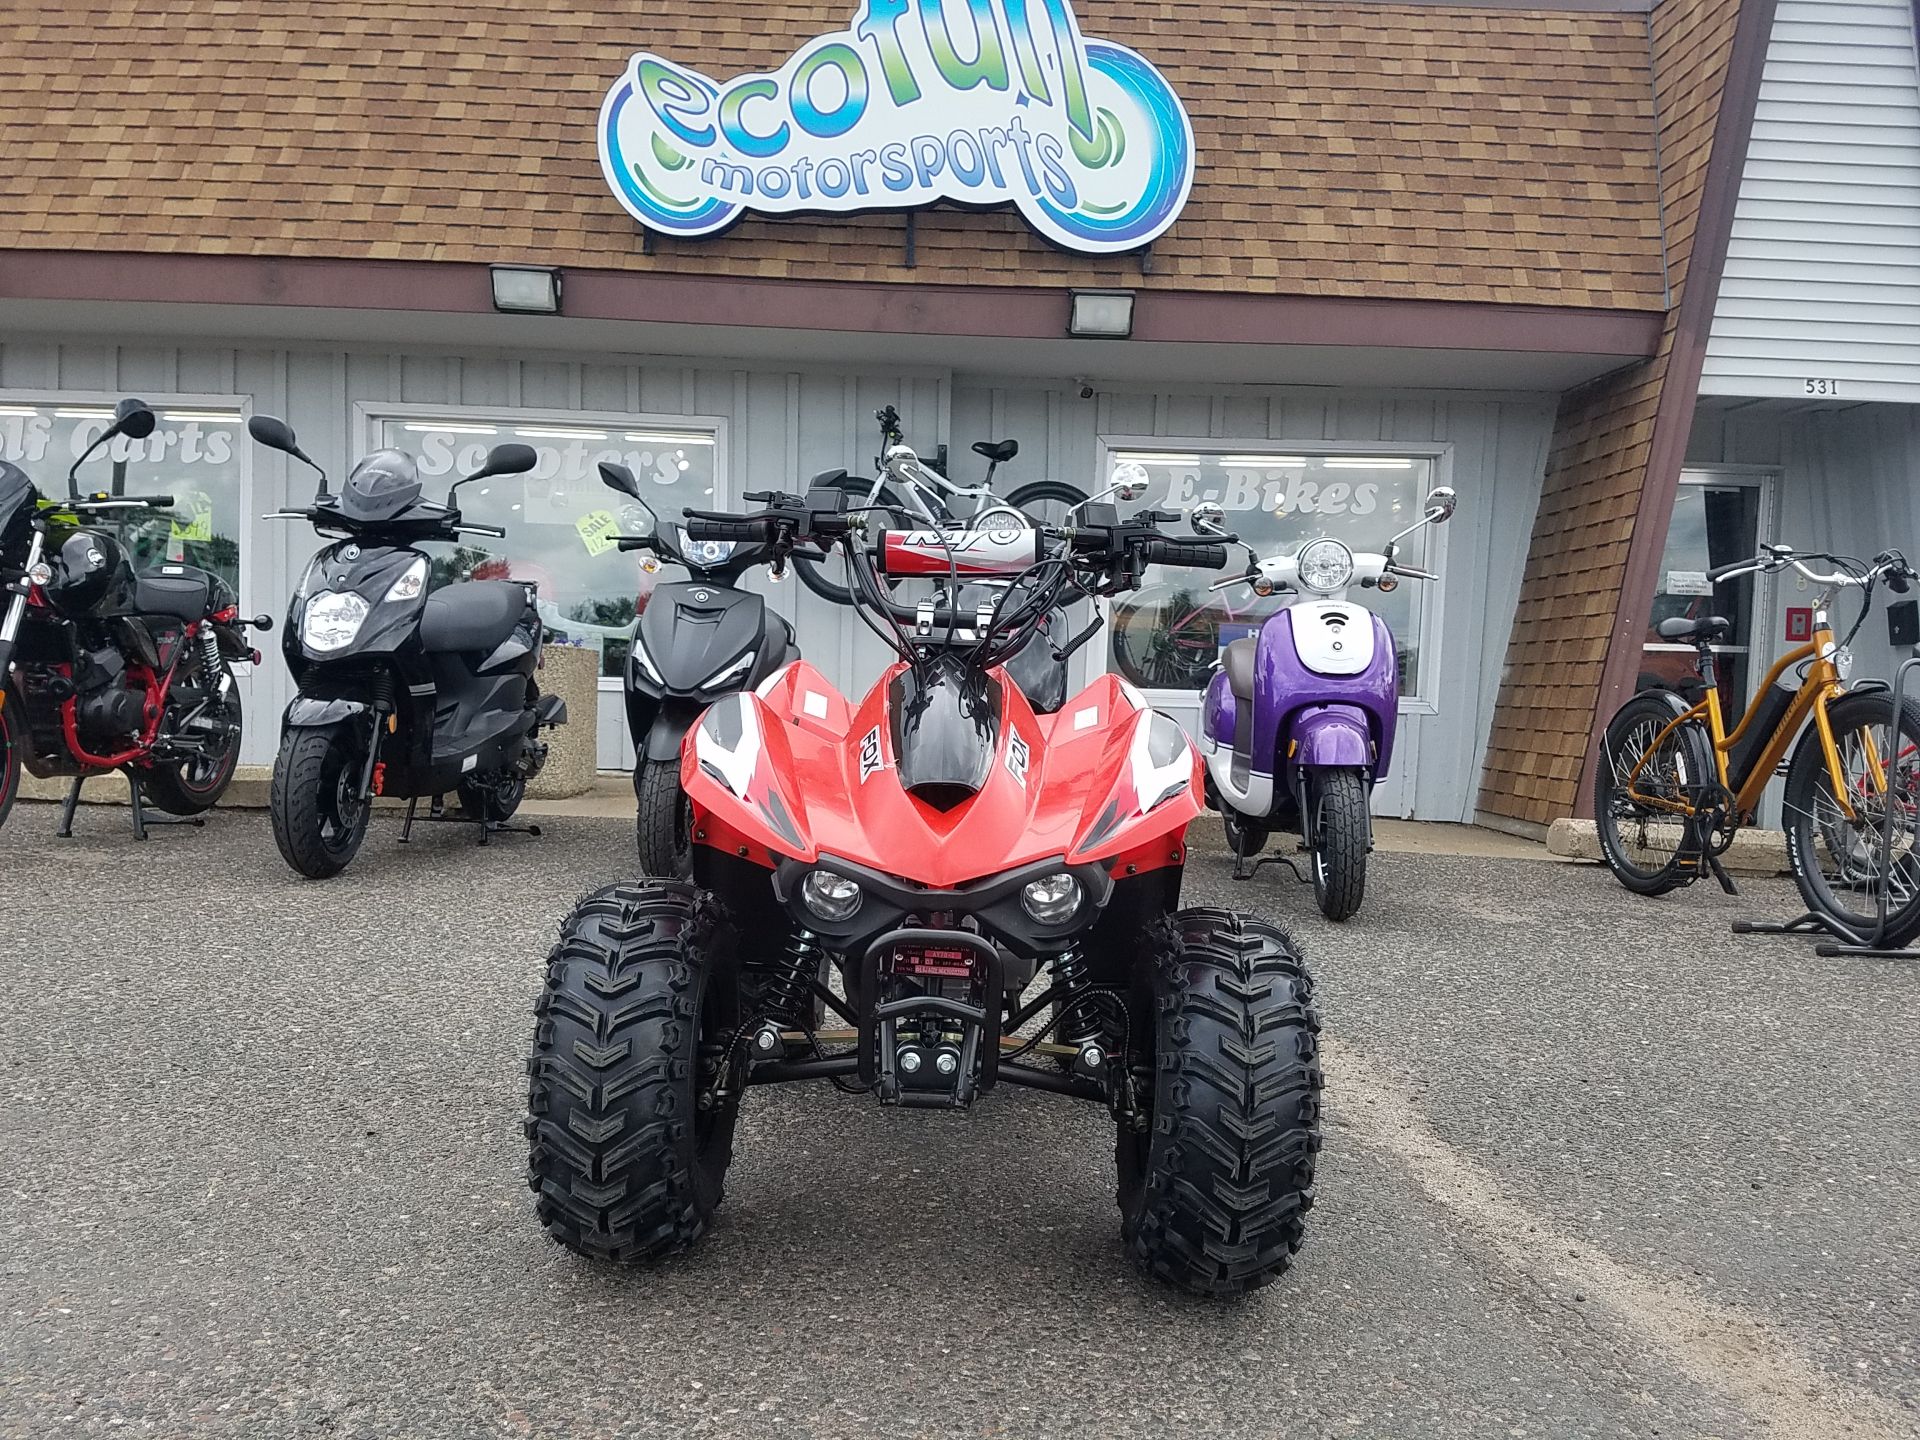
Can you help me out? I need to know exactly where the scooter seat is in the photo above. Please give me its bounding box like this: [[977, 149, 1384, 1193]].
[[420, 580, 526, 654], [135, 565, 221, 623], [1222, 635, 1257, 702]]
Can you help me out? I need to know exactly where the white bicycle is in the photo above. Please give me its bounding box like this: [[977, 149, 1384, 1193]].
[[791, 405, 1087, 606]]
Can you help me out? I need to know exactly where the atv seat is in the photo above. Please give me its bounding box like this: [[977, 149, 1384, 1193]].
[[972, 439, 1018, 464], [421, 580, 526, 654], [1222, 635, 1257, 702], [1656, 615, 1732, 644], [135, 565, 218, 623]]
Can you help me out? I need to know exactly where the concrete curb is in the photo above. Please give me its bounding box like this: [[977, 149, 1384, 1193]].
[[1546, 816, 1789, 876]]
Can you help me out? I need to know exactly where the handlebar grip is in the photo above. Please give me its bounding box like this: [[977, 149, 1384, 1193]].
[[1707, 559, 1752, 582], [1141, 539, 1228, 570], [684, 515, 776, 543], [615, 537, 657, 553]]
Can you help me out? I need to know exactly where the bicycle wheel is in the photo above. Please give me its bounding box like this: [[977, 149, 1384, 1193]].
[[1004, 480, 1088, 528], [1783, 690, 1920, 946], [1594, 693, 1710, 895], [791, 476, 919, 606]]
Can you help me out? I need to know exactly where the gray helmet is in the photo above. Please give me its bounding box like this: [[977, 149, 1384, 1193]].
[[339, 449, 423, 522]]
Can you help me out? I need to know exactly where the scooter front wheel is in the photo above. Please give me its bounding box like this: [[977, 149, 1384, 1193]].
[[271, 725, 372, 879], [636, 757, 692, 878], [1309, 769, 1368, 921]]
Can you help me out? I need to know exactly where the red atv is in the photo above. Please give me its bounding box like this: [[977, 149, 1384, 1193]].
[[525, 481, 1322, 1295]]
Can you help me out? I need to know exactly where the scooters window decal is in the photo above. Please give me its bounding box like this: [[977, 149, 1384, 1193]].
[[596, 0, 1196, 254]]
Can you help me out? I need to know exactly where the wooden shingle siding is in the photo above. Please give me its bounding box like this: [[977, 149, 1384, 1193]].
[[0, 0, 1668, 309], [1702, 0, 1920, 401], [1478, 0, 1756, 830]]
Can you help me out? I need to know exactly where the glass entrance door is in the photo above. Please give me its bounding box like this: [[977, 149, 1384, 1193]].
[[1640, 472, 1767, 720]]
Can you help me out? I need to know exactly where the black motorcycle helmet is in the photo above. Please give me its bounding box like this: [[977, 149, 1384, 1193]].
[[339, 449, 424, 522], [0, 461, 38, 560], [46, 529, 134, 617]]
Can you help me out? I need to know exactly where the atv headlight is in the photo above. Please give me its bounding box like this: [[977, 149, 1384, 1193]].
[[1020, 872, 1082, 924], [301, 589, 370, 652], [384, 557, 428, 604], [801, 869, 863, 921], [1297, 539, 1354, 594]]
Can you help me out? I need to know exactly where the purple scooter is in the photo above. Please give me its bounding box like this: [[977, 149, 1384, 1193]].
[[1197, 486, 1457, 919]]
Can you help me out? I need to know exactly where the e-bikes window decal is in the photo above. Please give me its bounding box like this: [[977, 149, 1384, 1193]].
[[1102, 450, 1437, 698], [596, 0, 1196, 254]]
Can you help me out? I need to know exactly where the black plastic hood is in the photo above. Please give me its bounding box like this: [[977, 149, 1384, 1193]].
[[632, 579, 770, 694]]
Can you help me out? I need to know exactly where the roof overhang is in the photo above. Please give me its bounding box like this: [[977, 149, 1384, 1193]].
[[0, 250, 1663, 393]]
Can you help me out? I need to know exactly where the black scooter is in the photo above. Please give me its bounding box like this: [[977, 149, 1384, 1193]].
[[251, 416, 567, 878], [598, 462, 797, 876]]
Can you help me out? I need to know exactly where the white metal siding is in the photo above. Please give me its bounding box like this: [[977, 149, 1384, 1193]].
[[0, 338, 1555, 820], [1702, 0, 1920, 402]]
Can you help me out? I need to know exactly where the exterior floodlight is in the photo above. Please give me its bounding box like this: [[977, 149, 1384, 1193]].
[[1068, 289, 1134, 338], [490, 265, 563, 315]]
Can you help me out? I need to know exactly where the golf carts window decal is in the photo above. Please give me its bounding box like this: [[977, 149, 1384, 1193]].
[[596, 0, 1196, 254]]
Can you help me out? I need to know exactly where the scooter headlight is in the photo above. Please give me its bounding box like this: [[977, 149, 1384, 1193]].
[[700, 650, 755, 692], [801, 869, 863, 921], [679, 527, 737, 567], [301, 589, 370, 652], [1297, 539, 1354, 594], [1020, 872, 1082, 924]]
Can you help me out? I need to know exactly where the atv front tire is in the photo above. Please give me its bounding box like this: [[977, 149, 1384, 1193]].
[[526, 880, 741, 1263], [1118, 908, 1321, 1296]]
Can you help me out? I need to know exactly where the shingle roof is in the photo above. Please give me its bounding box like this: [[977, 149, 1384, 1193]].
[[0, 0, 1667, 309]]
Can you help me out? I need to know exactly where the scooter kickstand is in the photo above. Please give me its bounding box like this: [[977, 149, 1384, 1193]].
[[56, 774, 84, 837], [399, 795, 419, 843], [1232, 851, 1307, 884]]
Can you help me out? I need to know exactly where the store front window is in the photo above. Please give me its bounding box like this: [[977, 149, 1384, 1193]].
[[0, 398, 246, 590], [370, 409, 723, 677], [1104, 447, 1439, 700]]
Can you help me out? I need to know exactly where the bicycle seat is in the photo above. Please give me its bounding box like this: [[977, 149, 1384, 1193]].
[[1656, 615, 1731, 643], [972, 439, 1018, 464]]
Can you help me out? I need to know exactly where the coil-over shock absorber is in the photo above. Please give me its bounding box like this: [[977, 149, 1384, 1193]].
[[198, 625, 221, 687], [1051, 941, 1102, 1050], [748, 927, 824, 1062]]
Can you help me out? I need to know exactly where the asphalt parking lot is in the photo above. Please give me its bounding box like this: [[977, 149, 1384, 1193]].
[[2, 806, 1916, 1439]]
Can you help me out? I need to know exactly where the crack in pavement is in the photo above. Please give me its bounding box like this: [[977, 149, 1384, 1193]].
[[1325, 1036, 1916, 1440]]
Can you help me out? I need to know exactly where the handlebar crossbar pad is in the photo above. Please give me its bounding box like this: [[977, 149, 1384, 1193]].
[[878, 526, 1041, 578]]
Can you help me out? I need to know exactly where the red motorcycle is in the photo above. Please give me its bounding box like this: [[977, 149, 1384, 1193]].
[[0, 399, 270, 839], [526, 479, 1323, 1296]]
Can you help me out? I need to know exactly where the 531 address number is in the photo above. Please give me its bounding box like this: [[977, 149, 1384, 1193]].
[[1804, 378, 1841, 396]]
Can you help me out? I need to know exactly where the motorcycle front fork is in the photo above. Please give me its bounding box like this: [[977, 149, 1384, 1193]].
[[0, 528, 44, 706]]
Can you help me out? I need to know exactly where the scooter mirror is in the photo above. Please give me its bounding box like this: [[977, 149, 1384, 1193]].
[[1190, 501, 1228, 536], [598, 460, 642, 500], [1109, 461, 1149, 502], [464, 442, 539, 483], [247, 414, 300, 456], [114, 398, 157, 440], [1423, 486, 1457, 524]]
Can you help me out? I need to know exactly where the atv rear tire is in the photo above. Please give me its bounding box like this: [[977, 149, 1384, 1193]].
[[636, 758, 692, 878], [1117, 908, 1321, 1296], [526, 880, 741, 1263]]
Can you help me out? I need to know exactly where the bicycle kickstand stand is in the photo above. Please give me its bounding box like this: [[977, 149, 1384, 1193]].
[[1706, 854, 1740, 896]]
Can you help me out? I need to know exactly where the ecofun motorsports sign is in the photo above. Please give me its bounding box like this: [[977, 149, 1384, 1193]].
[[597, 0, 1195, 254]]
